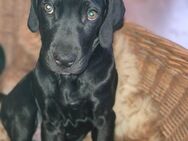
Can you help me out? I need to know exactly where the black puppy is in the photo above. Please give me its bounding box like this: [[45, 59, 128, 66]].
[[0, 0, 125, 140]]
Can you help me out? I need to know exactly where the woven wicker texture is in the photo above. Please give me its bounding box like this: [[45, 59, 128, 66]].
[[121, 23, 188, 141], [0, 1, 188, 141]]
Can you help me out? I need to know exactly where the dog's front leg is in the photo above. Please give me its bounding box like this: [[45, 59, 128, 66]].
[[41, 120, 65, 141], [37, 101, 65, 141], [91, 110, 115, 141]]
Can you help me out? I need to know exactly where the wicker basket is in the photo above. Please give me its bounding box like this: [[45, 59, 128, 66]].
[[113, 23, 188, 141]]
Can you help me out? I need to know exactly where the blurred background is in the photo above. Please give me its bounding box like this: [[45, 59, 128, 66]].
[[0, 0, 188, 93], [125, 0, 188, 48]]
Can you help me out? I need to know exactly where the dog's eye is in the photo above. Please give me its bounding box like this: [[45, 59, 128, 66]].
[[87, 9, 98, 21], [44, 3, 54, 15]]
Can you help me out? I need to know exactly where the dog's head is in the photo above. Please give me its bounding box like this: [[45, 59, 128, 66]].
[[28, 0, 125, 75]]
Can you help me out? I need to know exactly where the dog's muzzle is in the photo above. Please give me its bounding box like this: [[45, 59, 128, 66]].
[[45, 51, 90, 75], [44, 39, 99, 75]]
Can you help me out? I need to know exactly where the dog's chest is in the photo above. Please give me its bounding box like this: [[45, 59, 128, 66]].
[[53, 77, 93, 139], [58, 76, 93, 104], [34, 69, 100, 139], [56, 76, 94, 124]]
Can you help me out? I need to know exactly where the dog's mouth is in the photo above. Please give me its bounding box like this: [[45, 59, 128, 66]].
[[56, 56, 89, 75]]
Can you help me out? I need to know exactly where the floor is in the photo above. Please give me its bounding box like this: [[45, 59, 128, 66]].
[[124, 0, 188, 48]]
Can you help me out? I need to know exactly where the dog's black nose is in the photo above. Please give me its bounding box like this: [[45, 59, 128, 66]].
[[54, 54, 76, 67]]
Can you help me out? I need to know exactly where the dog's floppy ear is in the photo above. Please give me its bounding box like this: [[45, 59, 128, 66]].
[[28, 0, 39, 32], [99, 0, 125, 48]]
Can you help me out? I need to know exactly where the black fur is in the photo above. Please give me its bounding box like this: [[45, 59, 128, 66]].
[[0, 44, 5, 74], [0, 0, 125, 141]]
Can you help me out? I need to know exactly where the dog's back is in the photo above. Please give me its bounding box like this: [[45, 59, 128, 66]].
[[0, 45, 5, 75], [0, 94, 10, 141], [0, 45, 9, 140]]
